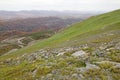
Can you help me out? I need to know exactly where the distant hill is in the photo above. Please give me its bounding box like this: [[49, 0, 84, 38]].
[[0, 17, 82, 41], [0, 17, 82, 32], [0, 10, 98, 20]]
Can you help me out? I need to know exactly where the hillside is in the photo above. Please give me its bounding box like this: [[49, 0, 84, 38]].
[[0, 17, 82, 56], [3, 9, 120, 57], [0, 17, 82, 40], [0, 10, 120, 80]]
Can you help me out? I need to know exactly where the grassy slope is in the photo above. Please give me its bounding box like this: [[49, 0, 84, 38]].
[[1, 9, 120, 59], [24, 30, 54, 40], [60, 21, 120, 47]]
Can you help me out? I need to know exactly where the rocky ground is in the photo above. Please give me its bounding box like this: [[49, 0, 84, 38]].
[[0, 38, 120, 80]]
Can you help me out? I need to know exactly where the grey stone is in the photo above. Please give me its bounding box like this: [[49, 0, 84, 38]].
[[72, 50, 86, 57], [57, 52, 65, 56], [76, 63, 100, 73], [72, 50, 89, 60], [115, 42, 120, 50]]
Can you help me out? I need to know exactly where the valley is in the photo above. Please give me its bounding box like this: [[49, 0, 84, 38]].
[[0, 14, 85, 56]]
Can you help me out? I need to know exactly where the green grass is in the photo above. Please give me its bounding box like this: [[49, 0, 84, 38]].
[[1, 9, 120, 60]]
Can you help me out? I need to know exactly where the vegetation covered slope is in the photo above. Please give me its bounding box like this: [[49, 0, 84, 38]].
[[0, 10, 120, 80], [1, 9, 120, 58], [0, 17, 81, 41]]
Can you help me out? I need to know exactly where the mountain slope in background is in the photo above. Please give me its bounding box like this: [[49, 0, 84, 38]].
[[0, 17, 82, 56], [0, 10, 120, 80], [0, 17, 82, 32], [5, 9, 120, 56]]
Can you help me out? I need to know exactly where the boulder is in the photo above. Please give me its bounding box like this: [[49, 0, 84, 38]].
[[72, 50, 89, 59], [72, 51, 86, 57]]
